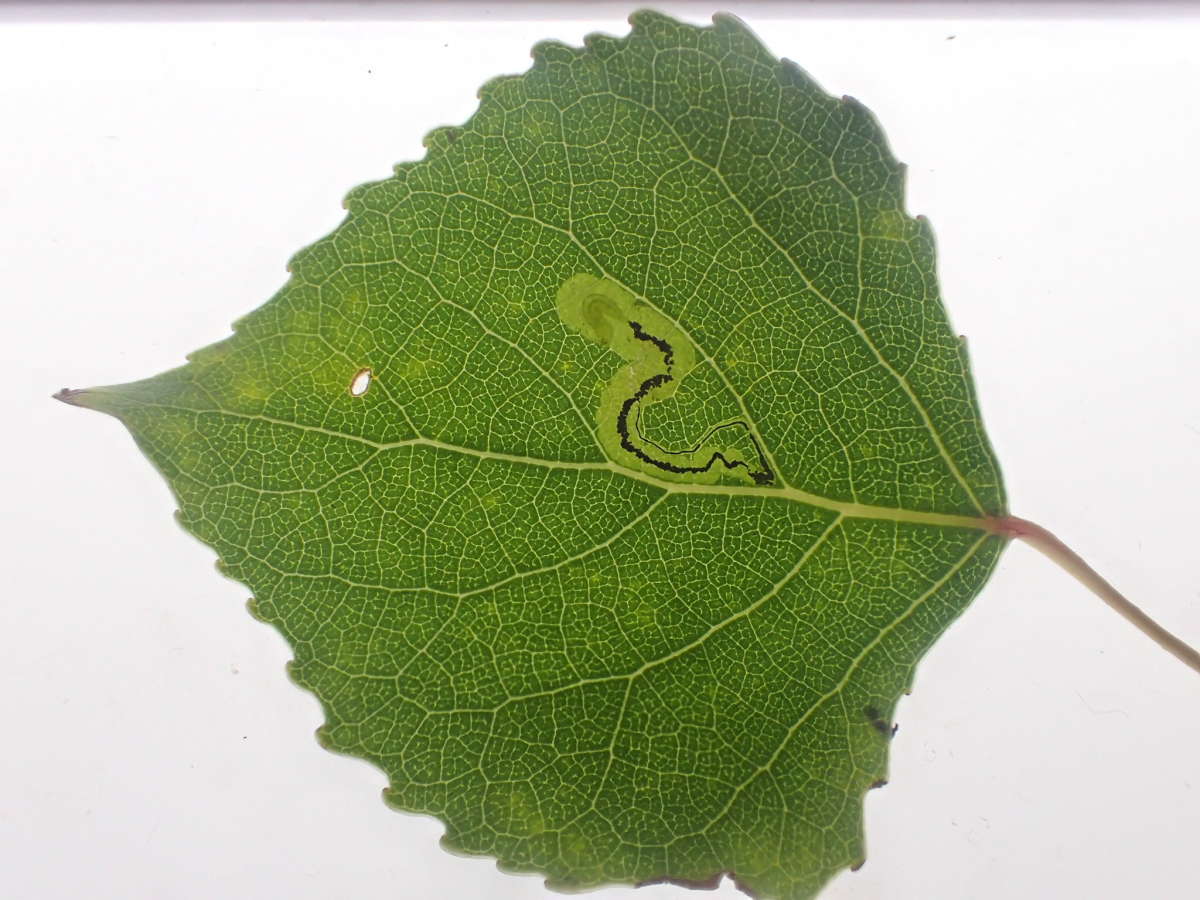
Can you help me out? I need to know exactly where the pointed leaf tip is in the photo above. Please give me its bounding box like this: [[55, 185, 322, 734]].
[[53, 387, 117, 414], [50, 385, 127, 417], [52, 387, 85, 405]]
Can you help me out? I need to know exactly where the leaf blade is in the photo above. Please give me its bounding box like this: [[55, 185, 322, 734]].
[[65, 10, 1009, 899]]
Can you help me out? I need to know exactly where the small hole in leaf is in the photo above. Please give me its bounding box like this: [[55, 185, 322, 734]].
[[349, 367, 372, 397]]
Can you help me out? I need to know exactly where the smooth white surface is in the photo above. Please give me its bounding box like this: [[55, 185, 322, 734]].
[[2, 5, 1198, 899]]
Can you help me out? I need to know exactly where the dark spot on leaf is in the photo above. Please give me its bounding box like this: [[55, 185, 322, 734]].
[[864, 705, 893, 738]]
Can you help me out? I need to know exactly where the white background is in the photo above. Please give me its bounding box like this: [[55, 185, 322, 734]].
[[2, 3, 1198, 899]]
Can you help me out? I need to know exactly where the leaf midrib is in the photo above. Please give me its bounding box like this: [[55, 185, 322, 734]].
[[130, 398, 995, 533]]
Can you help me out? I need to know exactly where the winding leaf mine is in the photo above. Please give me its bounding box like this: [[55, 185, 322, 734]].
[[62, 11, 1007, 899]]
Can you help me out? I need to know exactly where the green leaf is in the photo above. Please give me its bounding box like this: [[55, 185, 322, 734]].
[[61, 11, 1010, 899]]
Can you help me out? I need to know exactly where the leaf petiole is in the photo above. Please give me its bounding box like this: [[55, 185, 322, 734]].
[[989, 516, 1200, 675]]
